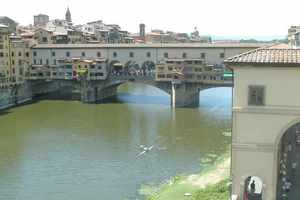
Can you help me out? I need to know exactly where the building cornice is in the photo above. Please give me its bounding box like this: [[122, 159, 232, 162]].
[[233, 106, 300, 116], [232, 142, 274, 152]]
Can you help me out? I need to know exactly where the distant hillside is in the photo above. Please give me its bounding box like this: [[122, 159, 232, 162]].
[[212, 35, 287, 42]]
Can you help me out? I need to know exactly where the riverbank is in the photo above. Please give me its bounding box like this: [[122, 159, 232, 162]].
[[140, 153, 230, 200]]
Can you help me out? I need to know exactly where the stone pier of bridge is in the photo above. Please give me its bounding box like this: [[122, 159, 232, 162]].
[[171, 82, 200, 107], [80, 80, 202, 108]]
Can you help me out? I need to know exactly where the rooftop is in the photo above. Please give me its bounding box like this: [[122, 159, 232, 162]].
[[32, 43, 269, 49], [224, 44, 300, 66]]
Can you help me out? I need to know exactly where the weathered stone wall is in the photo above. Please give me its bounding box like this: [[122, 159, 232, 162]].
[[0, 82, 33, 110]]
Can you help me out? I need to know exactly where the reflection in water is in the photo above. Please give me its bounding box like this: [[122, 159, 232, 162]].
[[0, 83, 232, 200]]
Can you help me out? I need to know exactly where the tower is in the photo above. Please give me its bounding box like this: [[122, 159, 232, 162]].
[[139, 23, 145, 42], [65, 7, 72, 23]]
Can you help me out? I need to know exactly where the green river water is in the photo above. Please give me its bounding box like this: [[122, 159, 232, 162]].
[[0, 83, 231, 200]]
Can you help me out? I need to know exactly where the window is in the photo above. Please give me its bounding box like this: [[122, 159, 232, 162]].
[[182, 52, 187, 58], [18, 52, 22, 57], [42, 37, 47, 42], [66, 52, 70, 57], [46, 59, 49, 65], [26, 52, 29, 57], [129, 52, 134, 58], [40, 59, 43, 65], [147, 52, 151, 58], [12, 60, 15, 65], [18, 60, 22, 65], [11, 52, 14, 57], [164, 52, 168, 58], [33, 51, 37, 57], [81, 52, 85, 57], [52, 52, 55, 57], [248, 85, 265, 106], [201, 53, 205, 59], [33, 59, 36, 64], [53, 60, 57, 65], [97, 52, 101, 57], [0, 52, 3, 57], [19, 68, 23, 75], [220, 52, 225, 58], [113, 52, 117, 58]]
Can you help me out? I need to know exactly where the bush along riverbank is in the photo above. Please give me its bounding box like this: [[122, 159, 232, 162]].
[[140, 152, 230, 200]]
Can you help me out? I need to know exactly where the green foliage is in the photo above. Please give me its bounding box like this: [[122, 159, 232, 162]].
[[192, 179, 229, 200]]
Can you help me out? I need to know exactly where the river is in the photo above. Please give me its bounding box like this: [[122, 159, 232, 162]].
[[0, 83, 232, 200]]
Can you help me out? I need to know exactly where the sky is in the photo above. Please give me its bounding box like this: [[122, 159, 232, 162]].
[[1, 0, 299, 39]]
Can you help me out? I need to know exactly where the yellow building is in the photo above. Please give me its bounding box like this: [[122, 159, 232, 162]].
[[155, 58, 224, 83], [10, 36, 34, 84], [0, 24, 10, 87]]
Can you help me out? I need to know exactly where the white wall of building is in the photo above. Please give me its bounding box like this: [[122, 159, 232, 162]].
[[31, 46, 255, 67], [231, 65, 300, 200]]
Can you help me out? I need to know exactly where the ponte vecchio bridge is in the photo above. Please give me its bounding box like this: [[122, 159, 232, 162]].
[[26, 43, 264, 107]]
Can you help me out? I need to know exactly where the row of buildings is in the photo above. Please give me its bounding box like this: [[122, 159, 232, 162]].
[[0, 17, 262, 88], [3, 8, 212, 46]]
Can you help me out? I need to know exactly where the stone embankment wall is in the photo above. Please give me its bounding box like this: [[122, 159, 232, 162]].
[[0, 82, 32, 110]]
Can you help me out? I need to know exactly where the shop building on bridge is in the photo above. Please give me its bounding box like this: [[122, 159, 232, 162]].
[[225, 45, 300, 200]]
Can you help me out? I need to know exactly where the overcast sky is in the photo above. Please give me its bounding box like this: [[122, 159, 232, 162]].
[[1, 0, 299, 39]]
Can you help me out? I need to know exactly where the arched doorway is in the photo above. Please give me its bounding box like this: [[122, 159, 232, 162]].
[[243, 176, 263, 200], [124, 61, 139, 76], [142, 61, 156, 76], [109, 60, 123, 76], [277, 123, 300, 199]]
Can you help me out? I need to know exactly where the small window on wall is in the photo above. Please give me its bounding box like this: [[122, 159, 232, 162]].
[[113, 52, 117, 58], [220, 52, 225, 58], [201, 53, 205, 59], [182, 52, 187, 58], [97, 52, 101, 57], [81, 52, 85, 57], [164, 52, 168, 58], [129, 52, 134, 57], [248, 85, 265, 106]]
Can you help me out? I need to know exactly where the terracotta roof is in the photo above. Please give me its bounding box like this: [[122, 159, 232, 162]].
[[224, 45, 300, 66]]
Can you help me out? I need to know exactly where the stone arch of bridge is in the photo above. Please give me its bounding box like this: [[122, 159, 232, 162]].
[[199, 85, 232, 92], [105, 79, 171, 96]]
